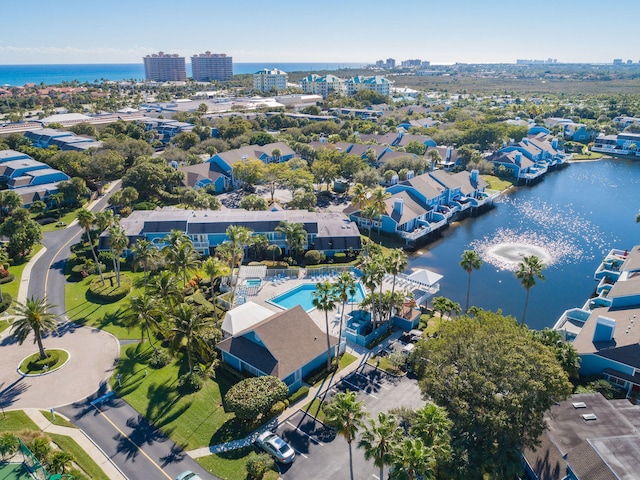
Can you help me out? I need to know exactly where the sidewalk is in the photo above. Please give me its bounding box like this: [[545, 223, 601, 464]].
[[22, 408, 128, 480], [187, 330, 404, 459]]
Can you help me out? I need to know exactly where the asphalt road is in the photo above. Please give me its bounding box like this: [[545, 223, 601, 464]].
[[278, 363, 424, 480], [59, 393, 218, 480], [26, 181, 219, 480]]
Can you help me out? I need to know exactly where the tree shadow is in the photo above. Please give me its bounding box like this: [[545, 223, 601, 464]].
[[113, 414, 170, 461], [159, 443, 186, 467], [0, 378, 29, 408], [209, 417, 245, 446]]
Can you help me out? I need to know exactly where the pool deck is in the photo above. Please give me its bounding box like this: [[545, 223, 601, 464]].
[[237, 270, 403, 341]]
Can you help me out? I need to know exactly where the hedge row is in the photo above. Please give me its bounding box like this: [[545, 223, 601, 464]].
[[0, 274, 15, 285]]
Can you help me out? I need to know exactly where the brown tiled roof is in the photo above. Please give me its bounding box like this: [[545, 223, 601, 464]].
[[217, 305, 338, 379]]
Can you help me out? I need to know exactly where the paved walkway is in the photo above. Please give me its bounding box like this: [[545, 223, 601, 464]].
[[22, 408, 127, 480]]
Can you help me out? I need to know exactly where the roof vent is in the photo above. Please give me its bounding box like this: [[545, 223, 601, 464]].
[[581, 413, 597, 421], [572, 402, 587, 409]]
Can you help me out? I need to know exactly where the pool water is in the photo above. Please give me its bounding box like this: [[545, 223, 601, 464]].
[[269, 282, 365, 312], [245, 278, 262, 288]]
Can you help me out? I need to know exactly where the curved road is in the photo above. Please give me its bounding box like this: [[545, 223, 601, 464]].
[[2, 181, 218, 480]]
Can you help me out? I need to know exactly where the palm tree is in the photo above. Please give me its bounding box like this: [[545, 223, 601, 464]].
[[427, 149, 442, 172], [459, 250, 482, 313], [312, 281, 337, 370], [108, 224, 129, 288], [95, 209, 115, 232], [201, 256, 230, 323], [226, 225, 253, 302], [358, 412, 403, 480], [323, 390, 368, 480], [147, 270, 183, 307], [361, 204, 378, 252], [11, 296, 58, 360], [131, 239, 159, 286], [389, 438, 436, 480], [370, 186, 390, 234], [124, 292, 162, 353], [166, 303, 210, 373], [515, 255, 545, 325], [335, 272, 357, 342], [76, 208, 104, 284], [386, 249, 408, 297], [351, 183, 368, 210], [165, 240, 201, 286], [361, 256, 384, 327], [409, 402, 453, 466], [275, 221, 307, 259], [49, 192, 65, 219], [0, 246, 8, 304], [163, 229, 190, 252], [0, 190, 22, 219]]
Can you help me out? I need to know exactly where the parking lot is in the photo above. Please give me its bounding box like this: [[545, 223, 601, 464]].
[[275, 363, 423, 480]]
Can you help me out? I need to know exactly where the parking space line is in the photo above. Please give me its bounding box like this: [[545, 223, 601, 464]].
[[286, 420, 324, 446], [294, 449, 308, 459], [355, 371, 391, 390], [342, 378, 378, 399]]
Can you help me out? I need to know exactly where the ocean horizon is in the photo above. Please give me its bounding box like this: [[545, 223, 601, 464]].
[[0, 62, 367, 87]]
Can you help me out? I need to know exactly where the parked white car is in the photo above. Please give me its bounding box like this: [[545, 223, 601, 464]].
[[255, 431, 296, 464]]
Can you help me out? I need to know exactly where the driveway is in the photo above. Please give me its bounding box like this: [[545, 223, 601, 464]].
[[0, 322, 120, 409], [277, 363, 423, 480]]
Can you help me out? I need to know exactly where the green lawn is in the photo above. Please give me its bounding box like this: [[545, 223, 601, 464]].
[[64, 271, 145, 339], [0, 411, 107, 480], [113, 343, 236, 451], [40, 410, 77, 429], [36, 206, 83, 233], [571, 152, 604, 161], [481, 175, 514, 192], [1, 244, 44, 321]]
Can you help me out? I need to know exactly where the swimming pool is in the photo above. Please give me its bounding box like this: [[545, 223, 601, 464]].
[[244, 278, 262, 288], [268, 282, 366, 312]]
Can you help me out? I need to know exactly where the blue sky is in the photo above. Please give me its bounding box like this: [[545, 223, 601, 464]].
[[1, 0, 638, 65]]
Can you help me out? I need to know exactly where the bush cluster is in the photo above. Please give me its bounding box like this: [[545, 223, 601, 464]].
[[177, 371, 204, 393], [224, 376, 288, 421], [88, 273, 131, 302], [304, 250, 325, 265], [148, 349, 172, 369], [288, 385, 310, 404], [0, 293, 12, 313], [0, 273, 15, 285]]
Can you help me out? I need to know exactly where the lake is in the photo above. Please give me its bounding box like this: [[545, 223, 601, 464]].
[[407, 158, 640, 330]]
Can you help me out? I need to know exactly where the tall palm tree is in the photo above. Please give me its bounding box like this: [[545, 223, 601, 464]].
[[370, 186, 390, 234], [49, 192, 65, 219], [361, 256, 384, 327], [515, 255, 545, 325], [312, 281, 337, 371], [335, 272, 357, 342], [226, 225, 253, 303], [147, 270, 183, 307], [201, 256, 230, 323], [389, 438, 436, 480], [76, 208, 104, 284], [324, 390, 368, 480], [427, 149, 442, 172], [0, 246, 8, 304], [358, 412, 403, 480], [124, 292, 162, 353], [108, 224, 129, 288], [361, 204, 378, 252], [166, 303, 210, 373], [351, 183, 368, 210], [386, 249, 408, 297], [95, 209, 115, 232], [131, 239, 159, 286], [11, 296, 58, 360], [409, 402, 453, 465], [165, 240, 201, 286], [163, 229, 190, 252], [274, 221, 307, 259], [459, 250, 482, 313]]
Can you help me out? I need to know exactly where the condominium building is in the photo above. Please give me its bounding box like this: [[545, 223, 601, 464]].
[[299, 74, 344, 98], [344, 75, 393, 96], [253, 68, 288, 92], [143, 52, 186, 82], [191, 52, 233, 81]]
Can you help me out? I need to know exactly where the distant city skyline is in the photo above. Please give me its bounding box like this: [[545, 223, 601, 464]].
[[1, 0, 639, 65]]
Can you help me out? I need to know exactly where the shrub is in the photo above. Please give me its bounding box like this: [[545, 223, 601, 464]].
[[224, 376, 288, 421], [268, 400, 287, 418], [27, 351, 61, 371], [88, 273, 132, 302], [98, 251, 114, 269], [246, 453, 274, 479], [288, 385, 310, 405], [27, 436, 51, 460], [248, 261, 265, 266], [177, 371, 204, 393], [0, 273, 15, 284], [0, 293, 12, 313], [132, 201, 158, 211], [333, 252, 347, 263], [0, 433, 19, 460], [148, 349, 172, 369], [216, 362, 248, 383], [304, 250, 325, 265]]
